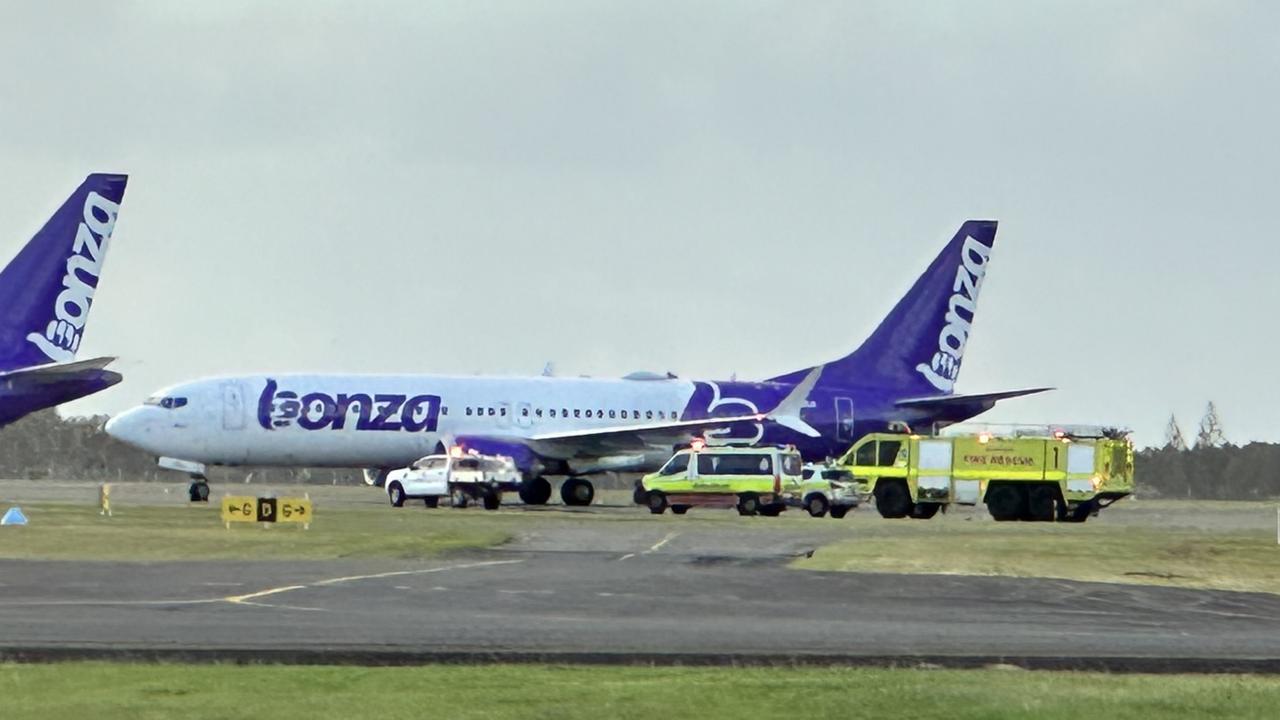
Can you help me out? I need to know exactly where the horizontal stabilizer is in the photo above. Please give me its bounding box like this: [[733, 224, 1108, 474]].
[[0, 355, 116, 381], [895, 387, 1053, 410]]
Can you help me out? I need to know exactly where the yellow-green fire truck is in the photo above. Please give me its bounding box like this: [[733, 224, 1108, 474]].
[[835, 429, 1134, 522]]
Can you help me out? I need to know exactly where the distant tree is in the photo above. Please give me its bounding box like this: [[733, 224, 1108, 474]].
[[1163, 414, 1188, 451], [1195, 402, 1227, 448]]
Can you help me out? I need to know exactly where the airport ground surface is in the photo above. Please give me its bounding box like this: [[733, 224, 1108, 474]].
[[0, 480, 1278, 673]]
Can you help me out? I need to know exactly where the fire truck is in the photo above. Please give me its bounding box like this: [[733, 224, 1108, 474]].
[[835, 426, 1134, 522]]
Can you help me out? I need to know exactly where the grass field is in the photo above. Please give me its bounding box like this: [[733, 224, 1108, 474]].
[[797, 505, 1280, 595], [3, 663, 1279, 720], [0, 503, 511, 561]]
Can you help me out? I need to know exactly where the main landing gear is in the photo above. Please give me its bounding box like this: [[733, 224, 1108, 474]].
[[187, 474, 210, 503], [516, 476, 597, 507]]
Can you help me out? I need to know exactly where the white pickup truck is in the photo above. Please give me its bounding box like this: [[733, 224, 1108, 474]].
[[385, 453, 521, 510]]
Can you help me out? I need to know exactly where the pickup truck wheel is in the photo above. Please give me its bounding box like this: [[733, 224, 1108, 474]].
[[671, 505, 690, 515], [560, 477, 595, 506], [874, 480, 913, 519], [518, 477, 552, 506], [986, 484, 1025, 522], [387, 482, 406, 508], [482, 490, 501, 511], [805, 493, 830, 518], [647, 492, 668, 514], [737, 493, 760, 516], [423, 496, 439, 508], [829, 506, 850, 519], [451, 489, 469, 509]]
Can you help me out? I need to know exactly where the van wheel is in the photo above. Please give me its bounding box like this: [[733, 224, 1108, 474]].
[[987, 484, 1025, 521], [482, 490, 502, 511], [671, 505, 690, 515], [632, 482, 649, 506], [451, 489, 469, 509], [874, 480, 912, 519], [647, 492, 668, 514], [829, 506, 850, 519], [388, 482, 406, 508], [910, 503, 941, 520], [518, 476, 552, 505], [737, 493, 760, 516], [805, 494, 830, 518], [1026, 485, 1056, 522], [423, 496, 439, 508]]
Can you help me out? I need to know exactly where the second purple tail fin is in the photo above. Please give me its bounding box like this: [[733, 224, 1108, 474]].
[[0, 174, 128, 372], [770, 220, 998, 395]]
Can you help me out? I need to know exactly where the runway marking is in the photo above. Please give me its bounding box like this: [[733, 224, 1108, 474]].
[[225, 585, 309, 604], [645, 532, 679, 554], [498, 589, 553, 595], [618, 553, 636, 562], [309, 559, 523, 587]]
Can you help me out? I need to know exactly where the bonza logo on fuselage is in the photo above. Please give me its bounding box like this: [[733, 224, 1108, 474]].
[[916, 235, 993, 393], [257, 379, 441, 433], [26, 191, 120, 363]]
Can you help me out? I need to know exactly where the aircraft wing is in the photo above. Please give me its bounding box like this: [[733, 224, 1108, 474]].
[[0, 356, 117, 383], [895, 387, 1053, 411]]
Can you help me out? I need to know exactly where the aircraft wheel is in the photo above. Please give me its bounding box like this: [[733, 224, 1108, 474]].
[[188, 481, 210, 503], [647, 492, 668, 515], [805, 493, 830, 518], [671, 505, 690, 515], [737, 493, 760, 516], [1026, 485, 1056, 522], [423, 496, 439, 508], [518, 476, 552, 505], [482, 490, 502, 511], [986, 484, 1025, 522], [910, 503, 941, 520], [388, 482, 406, 508], [560, 477, 595, 506], [829, 506, 851, 519], [874, 480, 913, 519], [364, 468, 390, 488]]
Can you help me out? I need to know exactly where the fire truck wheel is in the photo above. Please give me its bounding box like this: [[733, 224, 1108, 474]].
[[482, 490, 502, 511], [518, 477, 552, 505], [1026, 485, 1056, 522], [874, 480, 913, 519], [423, 496, 439, 508], [986, 484, 1025, 521], [910, 502, 941, 520], [805, 493, 830, 518], [647, 491, 668, 514], [758, 504, 783, 517], [1065, 500, 1095, 523], [737, 493, 761, 516], [388, 482, 406, 508], [671, 505, 690, 515], [561, 477, 595, 506], [829, 506, 850, 519]]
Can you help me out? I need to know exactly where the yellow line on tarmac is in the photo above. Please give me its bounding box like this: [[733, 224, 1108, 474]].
[[644, 532, 679, 554]]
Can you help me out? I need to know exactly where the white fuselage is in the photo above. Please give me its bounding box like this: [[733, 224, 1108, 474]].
[[106, 373, 704, 471]]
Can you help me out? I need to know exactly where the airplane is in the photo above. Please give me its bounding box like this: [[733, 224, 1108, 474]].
[[106, 219, 1050, 505], [0, 174, 128, 427]]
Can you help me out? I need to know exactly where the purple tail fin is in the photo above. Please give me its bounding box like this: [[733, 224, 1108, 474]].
[[770, 220, 997, 396], [0, 174, 128, 372]]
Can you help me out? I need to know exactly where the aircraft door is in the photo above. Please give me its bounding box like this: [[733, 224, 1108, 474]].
[[835, 397, 855, 443], [222, 382, 246, 431]]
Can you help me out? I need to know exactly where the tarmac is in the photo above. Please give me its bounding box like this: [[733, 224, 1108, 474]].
[[2, 494, 1279, 672]]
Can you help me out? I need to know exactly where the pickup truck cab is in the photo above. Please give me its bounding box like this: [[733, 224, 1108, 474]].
[[385, 452, 520, 510], [639, 444, 803, 516]]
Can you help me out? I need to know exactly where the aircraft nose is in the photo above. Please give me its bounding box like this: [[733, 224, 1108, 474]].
[[105, 407, 145, 446]]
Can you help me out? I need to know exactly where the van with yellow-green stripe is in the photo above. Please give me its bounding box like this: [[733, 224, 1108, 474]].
[[835, 429, 1134, 522]]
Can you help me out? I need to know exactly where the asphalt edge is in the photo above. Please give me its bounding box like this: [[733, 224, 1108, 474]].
[[2, 648, 1279, 674]]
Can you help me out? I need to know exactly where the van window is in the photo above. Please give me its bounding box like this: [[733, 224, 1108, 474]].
[[855, 441, 876, 466], [659, 453, 690, 476], [698, 453, 772, 475], [782, 453, 802, 475], [878, 440, 903, 467]]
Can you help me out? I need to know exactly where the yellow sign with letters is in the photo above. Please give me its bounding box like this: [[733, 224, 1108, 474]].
[[221, 495, 312, 528], [221, 496, 259, 523], [278, 497, 313, 524]]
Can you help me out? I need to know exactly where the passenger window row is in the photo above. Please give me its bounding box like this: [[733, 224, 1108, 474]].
[[457, 406, 680, 421]]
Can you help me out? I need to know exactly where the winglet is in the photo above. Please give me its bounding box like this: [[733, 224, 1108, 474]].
[[767, 366, 823, 437]]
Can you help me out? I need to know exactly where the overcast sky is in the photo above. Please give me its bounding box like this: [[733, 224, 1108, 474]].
[[1, 1, 1277, 447]]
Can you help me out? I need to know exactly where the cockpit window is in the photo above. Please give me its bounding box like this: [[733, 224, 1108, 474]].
[[145, 396, 188, 409]]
